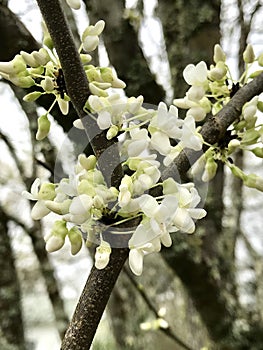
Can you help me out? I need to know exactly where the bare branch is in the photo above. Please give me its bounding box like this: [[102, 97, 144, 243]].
[[123, 267, 194, 350]]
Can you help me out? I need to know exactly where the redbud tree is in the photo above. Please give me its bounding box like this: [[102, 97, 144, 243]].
[[1, 0, 263, 349]]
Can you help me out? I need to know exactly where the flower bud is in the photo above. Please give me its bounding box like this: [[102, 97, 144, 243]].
[[208, 62, 227, 81], [95, 241, 111, 269], [10, 75, 35, 88], [23, 91, 42, 102], [244, 174, 263, 192], [77, 179, 96, 196], [86, 67, 102, 82], [89, 82, 108, 97], [41, 76, 55, 92], [45, 220, 68, 253], [36, 114, 51, 140], [213, 44, 226, 63], [32, 48, 50, 66], [228, 139, 240, 154], [100, 67, 113, 83], [20, 51, 39, 68], [251, 147, 263, 158], [66, 0, 81, 10], [45, 199, 71, 214], [57, 98, 69, 115], [68, 227, 83, 255], [202, 158, 218, 182], [0, 55, 26, 75], [83, 35, 99, 52], [38, 183, 56, 200], [241, 129, 260, 145], [80, 53, 92, 64], [258, 53, 263, 66], [79, 154, 97, 170], [106, 125, 119, 139], [243, 44, 255, 64], [257, 101, 263, 113]]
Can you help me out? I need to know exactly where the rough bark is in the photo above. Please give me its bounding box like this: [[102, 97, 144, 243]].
[[84, 0, 165, 104], [0, 207, 26, 350]]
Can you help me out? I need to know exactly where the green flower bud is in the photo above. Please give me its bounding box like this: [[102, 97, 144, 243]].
[[243, 44, 255, 64], [241, 129, 260, 146], [251, 147, 263, 158], [10, 75, 35, 88], [45, 199, 71, 214], [208, 62, 227, 81], [244, 174, 263, 192], [68, 227, 83, 255], [86, 67, 102, 82], [258, 53, 263, 66], [213, 44, 226, 63], [32, 48, 50, 66], [83, 35, 99, 52], [20, 51, 39, 68], [202, 158, 218, 182], [57, 98, 69, 115], [228, 139, 240, 154], [80, 53, 92, 64], [38, 183, 56, 200], [41, 76, 55, 92], [23, 91, 42, 102], [36, 114, 51, 140], [257, 101, 263, 113], [89, 82, 108, 97], [106, 125, 119, 139], [249, 70, 263, 78], [45, 220, 68, 253], [45, 61, 56, 77], [92, 81, 112, 90], [111, 78, 126, 89], [100, 67, 113, 83], [229, 164, 246, 180], [79, 154, 97, 170], [77, 179, 96, 196]]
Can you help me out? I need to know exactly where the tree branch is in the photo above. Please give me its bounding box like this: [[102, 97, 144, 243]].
[[123, 267, 194, 350], [35, 0, 123, 188]]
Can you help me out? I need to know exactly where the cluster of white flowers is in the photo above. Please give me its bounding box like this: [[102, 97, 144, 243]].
[[3, 13, 262, 275]]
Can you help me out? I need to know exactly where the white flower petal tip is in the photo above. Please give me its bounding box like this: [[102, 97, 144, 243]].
[[129, 249, 144, 276], [95, 242, 111, 270]]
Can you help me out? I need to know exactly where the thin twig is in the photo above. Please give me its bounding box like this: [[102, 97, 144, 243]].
[[123, 266, 194, 350]]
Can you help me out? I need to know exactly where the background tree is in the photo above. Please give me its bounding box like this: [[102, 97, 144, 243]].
[[0, 1, 263, 350]]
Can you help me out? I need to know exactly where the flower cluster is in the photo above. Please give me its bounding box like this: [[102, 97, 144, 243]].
[[3, 13, 263, 276], [23, 154, 206, 275], [0, 20, 125, 141], [174, 44, 263, 192]]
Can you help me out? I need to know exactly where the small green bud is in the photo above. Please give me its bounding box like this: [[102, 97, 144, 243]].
[[202, 158, 217, 182], [20, 51, 39, 68], [77, 179, 96, 196], [249, 70, 263, 78], [100, 67, 113, 83], [57, 98, 69, 115], [23, 91, 42, 102], [241, 129, 260, 146], [86, 67, 102, 82], [45, 199, 71, 214], [10, 75, 35, 88], [89, 82, 108, 97], [80, 53, 92, 64], [79, 154, 97, 170], [38, 183, 56, 200], [243, 44, 255, 64], [106, 125, 119, 139], [45, 220, 68, 253], [32, 48, 50, 66], [41, 76, 55, 92], [83, 35, 99, 52], [258, 53, 263, 66], [257, 101, 263, 113], [68, 227, 83, 255], [244, 173, 263, 192], [228, 139, 240, 154], [36, 114, 51, 140], [213, 44, 226, 63], [208, 62, 227, 81], [251, 147, 263, 158], [229, 164, 246, 180]]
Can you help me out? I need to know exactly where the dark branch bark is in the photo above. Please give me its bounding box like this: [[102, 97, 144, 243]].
[[60, 248, 129, 350], [35, 0, 123, 188]]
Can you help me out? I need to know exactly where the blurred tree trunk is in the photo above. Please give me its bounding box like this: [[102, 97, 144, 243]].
[[0, 207, 26, 350], [84, 0, 165, 104], [157, 0, 221, 98]]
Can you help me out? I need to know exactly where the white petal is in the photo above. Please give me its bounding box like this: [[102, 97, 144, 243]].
[[69, 194, 93, 215], [151, 131, 171, 155], [97, 110, 111, 130], [188, 208, 206, 220], [31, 178, 41, 197], [139, 194, 158, 217], [31, 201, 50, 220], [73, 119, 85, 129], [129, 249, 144, 276]]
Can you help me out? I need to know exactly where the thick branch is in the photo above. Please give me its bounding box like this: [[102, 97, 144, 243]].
[[35, 0, 123, 187], [61, 248, 129, 350]]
